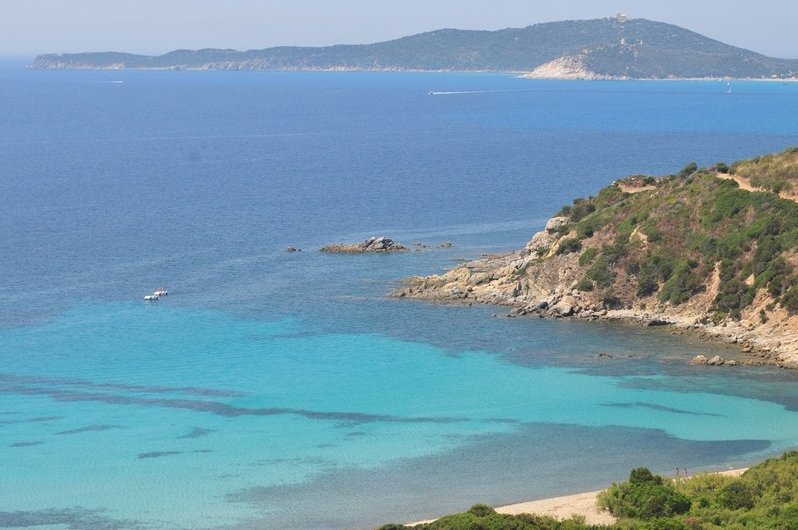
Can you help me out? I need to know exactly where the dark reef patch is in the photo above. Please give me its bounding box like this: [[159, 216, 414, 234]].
[[0, 373, 243, 398], [225, 423, 770, 530], [602, 401, 725, 417], [177, 427, 215, 439], [138, 449, 213, 459], [0, 507, 140, 529], [0, 415, 62, 426], [138, 450, 182, 459], [9, 441, 43, 447], [55, 424, 121, 435], [1, 381, 466, 425]]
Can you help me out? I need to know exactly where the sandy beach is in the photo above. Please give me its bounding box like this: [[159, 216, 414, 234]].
[[494, 489, 616, 525], [409, 468, 748, 527]]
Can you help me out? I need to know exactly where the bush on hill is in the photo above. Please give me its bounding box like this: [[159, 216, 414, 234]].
[[598, 468, 691, 520]]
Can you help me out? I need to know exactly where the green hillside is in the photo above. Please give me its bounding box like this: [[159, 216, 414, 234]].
[[553, 147, 798, 321]]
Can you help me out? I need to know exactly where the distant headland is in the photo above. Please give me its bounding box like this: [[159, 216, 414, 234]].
[[31, 16, 798, 80]]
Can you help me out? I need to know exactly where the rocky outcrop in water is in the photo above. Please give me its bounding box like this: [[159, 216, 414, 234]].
[[321, 236, 406, 254]]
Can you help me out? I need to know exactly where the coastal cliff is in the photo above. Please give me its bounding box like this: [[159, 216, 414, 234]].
[[396, 148, 798, 368]]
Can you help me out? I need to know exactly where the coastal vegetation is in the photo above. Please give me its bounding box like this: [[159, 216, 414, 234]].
[[554, 147, 798, 321], [378, 452, 798, 529], [31, 18, 798, 79], [397, 147, 798, 368]]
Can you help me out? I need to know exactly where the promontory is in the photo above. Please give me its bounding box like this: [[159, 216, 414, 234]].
[[395, 148, 798, 368]]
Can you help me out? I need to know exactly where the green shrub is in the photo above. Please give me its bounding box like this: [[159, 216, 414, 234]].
[[599, 468, 691, 520], [717, 481, 755, 510], [576, 214, 608, 238], [575, 277, 594, 292], [640, 519, 688, 530], [677, 162, 698, 179], [578, 247, 599, 266], [569, 198, 597, 222], [557, 204, 573, 217], [659, 260, 702, 305], [626, 261, 641, 275], [557, 238, 582, 255], [631, 467, 663, 485], [714, 162, 730, 174], [587, 255, 615, 287], [644, 224, 663, 243], [419, 507, 588, 529], [468, 504, 496, 517], [637, 269, 659, 297], [782, 285, 798, 313]]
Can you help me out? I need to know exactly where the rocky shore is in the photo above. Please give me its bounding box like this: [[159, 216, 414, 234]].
[[394, 214, 798, 369]]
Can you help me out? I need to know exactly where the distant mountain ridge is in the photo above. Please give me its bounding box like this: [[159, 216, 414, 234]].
[[32, 17, 798, 79]]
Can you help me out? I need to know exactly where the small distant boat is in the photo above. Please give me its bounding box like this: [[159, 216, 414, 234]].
[[144, 287, 168, 301]]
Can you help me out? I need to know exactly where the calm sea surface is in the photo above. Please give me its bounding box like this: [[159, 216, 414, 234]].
[[2, 66, 798, 529]]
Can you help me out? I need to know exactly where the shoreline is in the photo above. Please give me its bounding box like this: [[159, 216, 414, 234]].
[[25, 64, 798, 82], [395, 190, 798, 371], [396, 277, 798, 370], [407, 468, 748, 527]]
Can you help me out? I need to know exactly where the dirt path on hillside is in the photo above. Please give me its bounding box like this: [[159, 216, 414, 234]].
[[716, 172, 798, 203]]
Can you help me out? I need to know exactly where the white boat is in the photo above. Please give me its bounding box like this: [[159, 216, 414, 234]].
[[153, 287, 168, 296], [144, 294, 159, 301]]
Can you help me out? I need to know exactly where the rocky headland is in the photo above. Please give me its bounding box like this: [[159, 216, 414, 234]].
[[321, 236, 407, 253], [395, 148, 798, 369]]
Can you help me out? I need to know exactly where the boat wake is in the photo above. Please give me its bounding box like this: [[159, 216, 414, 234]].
[[427, 88, 546, 96], [428, 90, 498, 96]]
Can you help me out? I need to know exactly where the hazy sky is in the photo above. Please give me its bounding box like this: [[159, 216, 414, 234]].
[[1, 0, 796, 59]]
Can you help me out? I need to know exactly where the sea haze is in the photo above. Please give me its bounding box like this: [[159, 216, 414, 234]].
[[2, 67, 798, 529]]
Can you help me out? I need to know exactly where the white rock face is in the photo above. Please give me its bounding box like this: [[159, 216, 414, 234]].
[[545, 216, 570, 232], [520, 56, 621, 80]]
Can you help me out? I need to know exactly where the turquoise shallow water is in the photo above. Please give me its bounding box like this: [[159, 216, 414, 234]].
[[3, 68, 798, 528], [2, 304, 798, 528]]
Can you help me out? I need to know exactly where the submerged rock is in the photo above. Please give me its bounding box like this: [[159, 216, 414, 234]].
[[690, 354, 731, 366]]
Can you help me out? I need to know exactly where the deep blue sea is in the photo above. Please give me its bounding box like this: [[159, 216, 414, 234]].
[[3, 65, 798, 529]]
